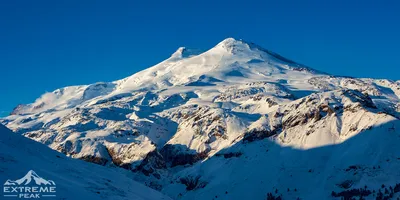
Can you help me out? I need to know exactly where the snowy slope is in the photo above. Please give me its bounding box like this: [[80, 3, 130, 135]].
[[2, 38, 400, 200], [168, 119, 400, 200], [0, 124, 171, 200]]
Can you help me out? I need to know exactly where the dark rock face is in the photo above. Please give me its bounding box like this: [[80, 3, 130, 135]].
[[79, 155, 108, 166], [106, 147, 132, 170], [243, 128, 281, 143], [170, 152, 208, 167], [160, 144, 208, 167], [135, 150, 166, 177], [57, 140, 74, 155], [282, 109, 322, 130], [342, 90, 377, 109], [265, 98, 278, 107], [179, 175, 207, 191], [135, 144, 209, 177], [215, 152, 242, 158]]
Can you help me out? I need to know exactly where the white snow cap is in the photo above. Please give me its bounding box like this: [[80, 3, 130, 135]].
[[215, 37, 249, 52]]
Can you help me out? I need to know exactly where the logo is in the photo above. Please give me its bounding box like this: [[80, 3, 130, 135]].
[[3, 170, 56, 198]]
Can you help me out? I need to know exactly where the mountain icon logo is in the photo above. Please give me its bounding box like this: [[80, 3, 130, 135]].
[[4, 170, 55, 186], [3, 170, 56, 198]]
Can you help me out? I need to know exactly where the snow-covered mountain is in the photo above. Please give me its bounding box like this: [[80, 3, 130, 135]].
[[0, 124, 171, 199], [2, 38, 400, 199]]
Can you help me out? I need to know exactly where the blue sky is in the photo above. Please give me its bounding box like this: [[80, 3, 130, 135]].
[[1, 0, 399, 116]]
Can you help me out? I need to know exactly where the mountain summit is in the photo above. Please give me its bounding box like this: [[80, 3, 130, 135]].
[[9, 38, 324, 115], [2, 38, 400, 200], [115, 37, 323, 93], [170, 47, 204, 59]]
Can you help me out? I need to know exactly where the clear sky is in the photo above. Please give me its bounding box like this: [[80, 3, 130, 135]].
[[1, 0, 399, 116]]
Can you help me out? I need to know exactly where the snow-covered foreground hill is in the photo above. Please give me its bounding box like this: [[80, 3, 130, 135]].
[[2, 38, 400, 199], [0, 124, 171, 200]]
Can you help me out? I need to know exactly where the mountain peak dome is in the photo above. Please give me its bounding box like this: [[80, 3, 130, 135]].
[[170, 47, 205, 59]]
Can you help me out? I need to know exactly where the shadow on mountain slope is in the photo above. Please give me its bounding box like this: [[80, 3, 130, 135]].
[[166, 119, 400, 200]]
